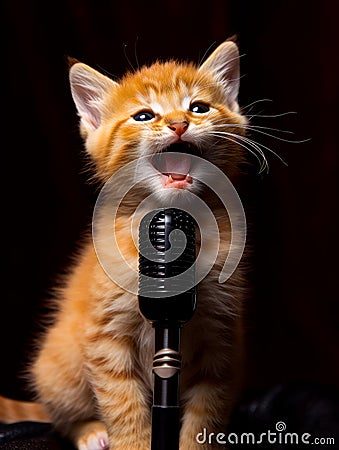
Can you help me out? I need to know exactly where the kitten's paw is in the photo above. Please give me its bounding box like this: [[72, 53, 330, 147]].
[[78, 431, 109, 450], [69, 420, 109, 450]]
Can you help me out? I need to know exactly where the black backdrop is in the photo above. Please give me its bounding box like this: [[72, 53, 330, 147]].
[[2, 0, 338, 402]]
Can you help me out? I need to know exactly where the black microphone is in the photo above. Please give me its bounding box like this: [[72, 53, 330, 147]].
[[138, 208, 197, 450], [138, 208, 197, 323]]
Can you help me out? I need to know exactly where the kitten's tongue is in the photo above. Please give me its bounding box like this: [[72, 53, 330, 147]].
[[152, 151, 192, 188], [162, 152, 191, 179]]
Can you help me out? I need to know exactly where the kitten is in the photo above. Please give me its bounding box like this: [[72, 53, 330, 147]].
[[0, 38, 249, 450]]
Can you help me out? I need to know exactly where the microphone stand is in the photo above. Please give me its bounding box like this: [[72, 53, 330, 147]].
[[138, 208, 197, 450]]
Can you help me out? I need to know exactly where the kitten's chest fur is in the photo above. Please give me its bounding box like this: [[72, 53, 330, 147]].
[[81, 205, 239, 387]]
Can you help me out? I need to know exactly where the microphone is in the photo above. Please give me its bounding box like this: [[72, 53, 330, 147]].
[[138, 208, 197, 324], [138, 208, 197, 450]]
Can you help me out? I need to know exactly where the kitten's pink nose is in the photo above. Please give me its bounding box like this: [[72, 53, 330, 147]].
[[168, 121, 189, 137]]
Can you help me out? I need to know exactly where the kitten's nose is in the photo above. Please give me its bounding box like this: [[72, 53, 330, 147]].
[[168, 121, 189, 137]]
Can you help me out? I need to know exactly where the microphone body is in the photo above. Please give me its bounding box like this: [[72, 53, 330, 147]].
[[139, 208, 196, 323], [138, 208, 197, 450]]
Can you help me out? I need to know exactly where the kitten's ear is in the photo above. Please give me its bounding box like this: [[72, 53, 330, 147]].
[[69, 62, 118, 131], [199, 40, 240, 110]]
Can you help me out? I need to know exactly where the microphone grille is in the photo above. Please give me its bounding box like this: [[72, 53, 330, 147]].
[[139, 208, 196, 296]]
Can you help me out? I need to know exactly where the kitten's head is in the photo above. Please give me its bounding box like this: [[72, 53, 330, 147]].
[[69, 39, 247, 202]]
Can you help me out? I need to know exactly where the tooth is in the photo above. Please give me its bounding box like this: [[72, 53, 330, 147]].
[[186, 174, 193, 183], [168, 175, 173, 182]]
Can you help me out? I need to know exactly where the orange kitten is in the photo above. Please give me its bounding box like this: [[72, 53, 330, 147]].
[[0, 39, 249, 449]]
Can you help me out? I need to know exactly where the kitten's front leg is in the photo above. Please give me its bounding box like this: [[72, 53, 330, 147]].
[[179, 381, 233, 450], [97, 377, 151, 449], [87, 337, 151, 450]]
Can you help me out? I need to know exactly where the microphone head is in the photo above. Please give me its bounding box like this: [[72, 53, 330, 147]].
[[138, 208, 197, 324]]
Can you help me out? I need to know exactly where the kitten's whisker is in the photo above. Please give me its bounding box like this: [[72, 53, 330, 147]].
[[241, 98, 273, 112], [198, 40, 217, 66], [212, 119, 308, 160], [231, 133, 270, 172], [210, 131, 268, 173], [237, 133, 287, 166], [246, 111, 298, 120], [213, 123, 306, 144], [123, 42, 136, 72], [213, 123, 295, 136], [240, 99, 298, 121], [211, 129, 289, 172], [243, 125, 294, 135], [134, 36, 140, 71], [244, 126, 310, 144]]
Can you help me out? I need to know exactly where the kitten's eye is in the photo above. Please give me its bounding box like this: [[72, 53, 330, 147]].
[[133, 110, 155, 122], [189, 102, 210, 114]]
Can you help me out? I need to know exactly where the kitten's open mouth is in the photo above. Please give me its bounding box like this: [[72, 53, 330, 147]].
[[152, 142, 197, 189]]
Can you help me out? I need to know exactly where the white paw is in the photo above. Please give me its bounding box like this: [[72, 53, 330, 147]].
[[77, 426, 109, 450], [78, 431, 109, 449]]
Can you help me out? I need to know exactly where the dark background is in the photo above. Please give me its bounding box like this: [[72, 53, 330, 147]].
[[2, 0, 338, 406]]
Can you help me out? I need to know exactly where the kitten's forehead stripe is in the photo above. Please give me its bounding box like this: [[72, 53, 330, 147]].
[[131, 63, 211, 115], [119, 60, 231, 119], [182, 96, 191, 110], [149, 101, 163, 115], [137, 91, 190, 115]]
